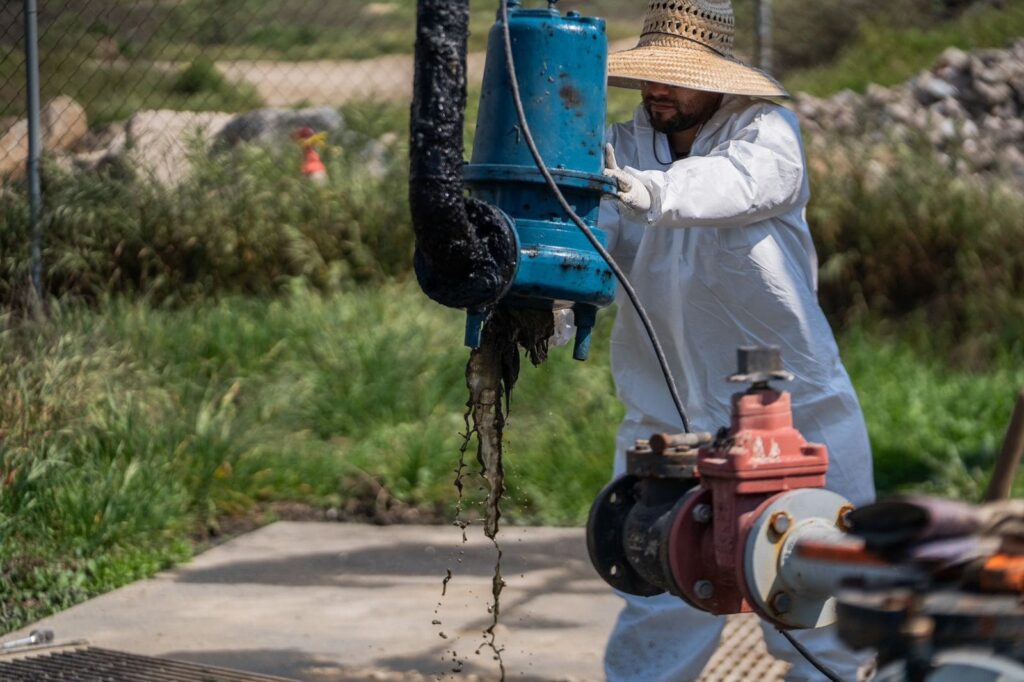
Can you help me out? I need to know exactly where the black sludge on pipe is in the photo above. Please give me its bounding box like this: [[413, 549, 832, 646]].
[[410, 0, 517, 310]]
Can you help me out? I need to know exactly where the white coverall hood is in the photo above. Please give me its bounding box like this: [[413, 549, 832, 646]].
[[600, 95, 876, 681]]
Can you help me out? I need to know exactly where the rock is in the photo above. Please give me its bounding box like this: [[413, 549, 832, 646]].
[[866, 83, 893, 107], [0, 119, 29, 181], [998, 145, 1024, 176], [125, 110, 233, 186], [42, 96, 88, 152], [0, 96, 87, 182], [71, 122, 128, 173], [936, 46, 971, 72], [795, 40, 1024, 182], [974, 63, 1012, 85], [930, 96, 969, 121], [963, 137, 997, 170], [215, 106, 343, 149], [913, 72, 959, 104]]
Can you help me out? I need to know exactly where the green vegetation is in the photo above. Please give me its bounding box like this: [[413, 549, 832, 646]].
[[810, 139, 1024, 362], [0, 117, 409, 305], [0, 130, 1020, 637], [784, 0, 1024, 95], [1, 282, 1020, 634], [3, 0, 1024, 635], [0, 51, 263, 127]]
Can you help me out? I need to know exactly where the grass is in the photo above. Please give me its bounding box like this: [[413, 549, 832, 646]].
[[784, 0, 1024, 95], [1, 283, 1021, 634], [0, 51, 264, 127]]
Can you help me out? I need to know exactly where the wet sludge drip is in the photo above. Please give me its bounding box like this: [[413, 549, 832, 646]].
[[444, 306, 554, 681]]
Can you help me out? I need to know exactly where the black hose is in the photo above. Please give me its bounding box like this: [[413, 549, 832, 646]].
[[778, 628, 845, 682], [410, 0, 517, 310], [497, 0, 691, 433]]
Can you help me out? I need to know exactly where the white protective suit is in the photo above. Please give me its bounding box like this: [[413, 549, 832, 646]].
[[599, 95, 877, 681]]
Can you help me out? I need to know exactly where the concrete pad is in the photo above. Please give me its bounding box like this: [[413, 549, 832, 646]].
[[6, 522, 787, 681], [6, 523, 614, 680]]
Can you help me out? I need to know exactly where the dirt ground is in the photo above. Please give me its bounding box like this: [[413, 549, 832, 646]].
[[215, 40, 637, 106]]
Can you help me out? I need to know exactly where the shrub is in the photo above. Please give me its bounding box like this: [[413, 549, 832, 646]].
[[172, 57, 228, 97], [807, 137, 1024, 360], [0, 132, 411, 307]]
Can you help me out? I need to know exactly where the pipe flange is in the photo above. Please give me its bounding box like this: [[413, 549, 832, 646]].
[[586, 476, 663, 597], [742, 488, 850, 629]]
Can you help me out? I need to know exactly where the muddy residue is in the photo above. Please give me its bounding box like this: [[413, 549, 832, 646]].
[[457, 306, 554, 680]]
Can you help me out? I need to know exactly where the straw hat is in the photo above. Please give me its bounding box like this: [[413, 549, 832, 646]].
[[608, 0, 788, 98]]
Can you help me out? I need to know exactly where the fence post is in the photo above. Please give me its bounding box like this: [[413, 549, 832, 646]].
[[754, 0, 773, 75], [23, 0, 43, 305]]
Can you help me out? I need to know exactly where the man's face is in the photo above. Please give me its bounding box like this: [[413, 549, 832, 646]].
[[641, 82, 721, 134]]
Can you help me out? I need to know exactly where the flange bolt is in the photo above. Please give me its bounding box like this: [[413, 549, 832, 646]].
[[694, 580, 714, 600], [769, 511, 792, 536], [693, 504, 712, 523], [770, 591, 792, 615], [836, 504, 855, 532]]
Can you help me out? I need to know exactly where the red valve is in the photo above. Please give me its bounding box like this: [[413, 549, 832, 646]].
[[668, 384, 830, 615]]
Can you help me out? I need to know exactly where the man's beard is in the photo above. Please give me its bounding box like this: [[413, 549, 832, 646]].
[[643, 99, 714, 134]]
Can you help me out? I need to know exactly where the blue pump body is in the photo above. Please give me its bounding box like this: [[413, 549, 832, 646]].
[[465, 1, 617, 361]]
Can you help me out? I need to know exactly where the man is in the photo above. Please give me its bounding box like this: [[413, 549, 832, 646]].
[[598, 1, 876, 680]]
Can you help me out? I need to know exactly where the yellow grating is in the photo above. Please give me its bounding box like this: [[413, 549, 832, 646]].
[[698, 614, 790, 682]]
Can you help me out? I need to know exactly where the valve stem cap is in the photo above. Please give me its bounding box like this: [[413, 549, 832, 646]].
[[729, 346, 794, 383]]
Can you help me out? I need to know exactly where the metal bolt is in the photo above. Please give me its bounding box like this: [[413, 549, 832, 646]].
[[903, 615, 934, 641], [693, 504, 712, 523], [836, 504, 855, 532], [770, 591, 792, 615], [769, 511, 792, 535], [694, 580, 714, 600]]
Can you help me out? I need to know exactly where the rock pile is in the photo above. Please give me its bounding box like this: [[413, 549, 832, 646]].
[[795, 39, 1024, 178], [1, 104, 362, 187], [69, 105, 346, 186], [794, 39, 1024, 178]]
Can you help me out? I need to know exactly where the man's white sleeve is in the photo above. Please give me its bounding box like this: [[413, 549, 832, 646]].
[[631, 105, 809, 229]]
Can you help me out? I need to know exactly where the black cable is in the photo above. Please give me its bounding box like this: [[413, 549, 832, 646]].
[[498, 0, 691, 434], [499, 4, 844, 680], [778, 628, 845, 682]]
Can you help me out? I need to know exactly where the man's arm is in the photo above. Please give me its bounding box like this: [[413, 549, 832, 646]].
[[629, 105, 809, 229]]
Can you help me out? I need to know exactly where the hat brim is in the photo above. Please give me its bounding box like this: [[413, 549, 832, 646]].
[[608, 38, 789, 98]]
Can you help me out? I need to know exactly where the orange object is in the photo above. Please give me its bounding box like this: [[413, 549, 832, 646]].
[[302, 147, 327, 180], [795, 538, 891, 567], [979, 554, 1024, 593]]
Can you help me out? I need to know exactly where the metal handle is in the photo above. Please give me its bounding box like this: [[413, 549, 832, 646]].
[[984, 389, 1024, 502]]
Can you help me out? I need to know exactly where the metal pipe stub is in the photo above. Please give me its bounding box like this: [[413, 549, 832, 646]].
[[742, 488, 853, 628], [586, 437, 702, 597]]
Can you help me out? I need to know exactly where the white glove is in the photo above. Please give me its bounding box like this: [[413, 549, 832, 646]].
[[603, 143, 652, 214]]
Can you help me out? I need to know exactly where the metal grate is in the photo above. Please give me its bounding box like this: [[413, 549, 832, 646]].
[[699, 614, 790, 682], [0, 646, 295, 681]]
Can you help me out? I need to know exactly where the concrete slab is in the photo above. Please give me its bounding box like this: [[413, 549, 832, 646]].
[[6, 522, 787, 681]]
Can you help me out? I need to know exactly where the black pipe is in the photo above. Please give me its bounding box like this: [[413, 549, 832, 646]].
[[410, 0, 517, 310]]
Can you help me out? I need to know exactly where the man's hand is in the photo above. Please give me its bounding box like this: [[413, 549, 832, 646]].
[[603, 144, 652, 214]]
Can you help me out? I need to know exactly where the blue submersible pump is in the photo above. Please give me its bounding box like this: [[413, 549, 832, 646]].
[[409, 0, 616, 361]]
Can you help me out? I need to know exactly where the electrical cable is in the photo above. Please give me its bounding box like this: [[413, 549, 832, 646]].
[[777, 628, 845, 682], [498, 0, 691, 434], [498, 3, 844, 679]]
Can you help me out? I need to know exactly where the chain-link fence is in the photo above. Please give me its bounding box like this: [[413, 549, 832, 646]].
[[1, 0, 821, 188], [0, 1, 668, 186], [10, 0, 967, 306]]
